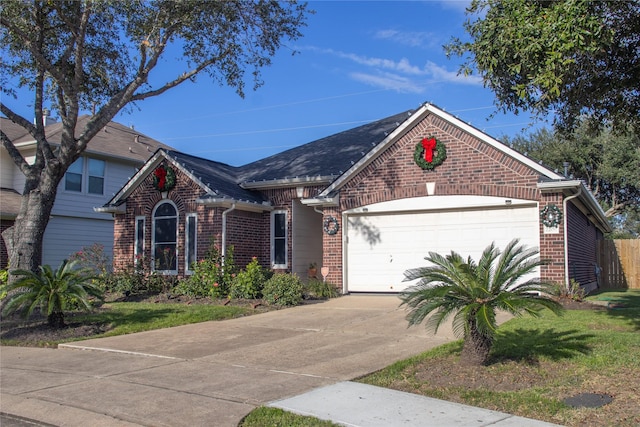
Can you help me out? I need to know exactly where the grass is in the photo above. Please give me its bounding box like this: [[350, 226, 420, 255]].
[[357, 289, 640, 427], [0, 301, 254, 346], [240, 407, 341, 427]]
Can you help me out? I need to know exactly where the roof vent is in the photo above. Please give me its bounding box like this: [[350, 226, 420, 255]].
[[134, 135, 140, 143]]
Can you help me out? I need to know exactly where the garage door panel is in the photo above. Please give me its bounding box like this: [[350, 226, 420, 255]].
[[346, 205, 539, 293]]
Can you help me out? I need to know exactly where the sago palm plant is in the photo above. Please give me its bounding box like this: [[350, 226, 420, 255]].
[[0, 259, 102, 328], [400, 239, 563, 365]]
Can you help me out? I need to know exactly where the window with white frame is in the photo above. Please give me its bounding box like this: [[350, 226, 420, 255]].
[[64, 157, 105, 195], [271, 210, 287, 268], [153, 201, 178, 273], [134, 216, 145, 268], [185, 213, 197, 274]]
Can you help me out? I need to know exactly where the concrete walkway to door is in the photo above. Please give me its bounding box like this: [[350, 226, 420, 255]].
[[1, 295, 540, 427]]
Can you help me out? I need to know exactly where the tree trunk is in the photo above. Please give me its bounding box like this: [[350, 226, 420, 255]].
[[461, 326, 493, 366], [47, 311, 65, 328], [2, 177, 59, 280]]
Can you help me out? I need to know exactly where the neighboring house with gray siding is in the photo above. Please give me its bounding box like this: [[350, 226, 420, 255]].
[[0, 114, 174, 269]]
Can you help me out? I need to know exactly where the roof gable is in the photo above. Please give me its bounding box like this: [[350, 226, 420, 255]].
[[9, 115, 174, 164], [317, 103, 565, 197]]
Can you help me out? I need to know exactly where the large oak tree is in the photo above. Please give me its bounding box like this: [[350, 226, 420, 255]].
[[446, 0, 640, 137], [1, 0, 309, 275]]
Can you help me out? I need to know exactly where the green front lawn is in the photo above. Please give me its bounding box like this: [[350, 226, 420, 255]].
[[358, 289, 640, 427]]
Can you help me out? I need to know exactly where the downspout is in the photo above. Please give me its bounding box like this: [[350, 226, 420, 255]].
[[563, 187, 581, 289], [221, 203, 236, 268]]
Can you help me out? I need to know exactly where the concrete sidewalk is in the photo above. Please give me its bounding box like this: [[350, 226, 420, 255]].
[[1, 295, 560, 426]]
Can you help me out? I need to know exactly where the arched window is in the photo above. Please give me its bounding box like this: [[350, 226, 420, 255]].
[[153, 201, 178, 273]]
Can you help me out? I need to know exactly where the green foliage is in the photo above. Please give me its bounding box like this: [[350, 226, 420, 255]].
[[550, 279, 585, 302], [304, 278, 340, 299], [69, 243, 112, 277], [102, 255, 174, 297], [446, 0, 640, 135], [400, 239, 564, 365], [1, 0, 310, 274], [0, 266, 8, 300], [230, 257, 267, 299], [0, 259, 103, 328], [263, 273, 303, 306], [174, 243, 236, 299], [504, 123, 639, 231]]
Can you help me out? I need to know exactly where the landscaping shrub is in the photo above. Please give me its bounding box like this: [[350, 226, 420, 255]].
[[304, 278, 340, 299], [230, 257, 267, 299], [174, 243, 236, 299], [0, 259, 103, 328], [262, 273, 303, 306]]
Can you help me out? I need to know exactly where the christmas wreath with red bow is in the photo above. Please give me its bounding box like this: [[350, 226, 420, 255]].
[[153, 163, 176, 192], [414, 136, 447, 170]]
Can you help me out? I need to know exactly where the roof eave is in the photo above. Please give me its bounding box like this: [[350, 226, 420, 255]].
[[538, 180, 612, 233], [241, 175, 337, 190], [94, 204, 126, 215], [196, 197, 273, 213], [300, 196, 339, 207]]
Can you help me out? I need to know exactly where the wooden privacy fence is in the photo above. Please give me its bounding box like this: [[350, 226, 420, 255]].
[[596, 240, 640, 289]]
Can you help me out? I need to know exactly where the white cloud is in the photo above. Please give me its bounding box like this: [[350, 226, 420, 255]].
[[301, 46, 481, 93], [350, 72, 424, 94], [373, 29, 440, 49]]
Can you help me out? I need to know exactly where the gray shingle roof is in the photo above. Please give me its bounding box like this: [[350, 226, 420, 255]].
[[237, 110, 414, 183], [10, 115, 174, 164], [167, 150, 266, 203]]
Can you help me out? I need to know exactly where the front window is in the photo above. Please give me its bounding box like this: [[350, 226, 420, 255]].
[[64, 157, 105, 195], [185, 213, 197, 274], [271, 210, 287, 268], [65, 158, 83, 192], [135, 216, 145, 268], [153, 202, 178, 273]]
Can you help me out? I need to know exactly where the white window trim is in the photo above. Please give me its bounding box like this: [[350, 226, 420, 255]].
[[185, 213, 197, 275], [271, 210, 288, 269], [134, 216, 145, 267], [63, 156, 106, 196], [151, 200, 179, 275]]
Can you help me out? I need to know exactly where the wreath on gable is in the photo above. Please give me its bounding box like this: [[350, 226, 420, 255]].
[[540, 204, 562, 228], [414, 137, 447, 170], [323, 216, 340, 235], [153, 163, 176, 192]]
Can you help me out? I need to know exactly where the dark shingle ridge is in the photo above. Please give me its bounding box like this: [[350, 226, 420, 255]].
[[237, 109, 415, 182], [166, 150, 266, 203]]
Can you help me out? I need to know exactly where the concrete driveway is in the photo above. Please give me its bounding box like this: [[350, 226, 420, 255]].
[[1, 295, 458, 427]]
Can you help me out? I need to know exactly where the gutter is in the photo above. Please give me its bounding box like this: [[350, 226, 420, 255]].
[[241, 175, 336, 190], [196, 197, 273, 213]]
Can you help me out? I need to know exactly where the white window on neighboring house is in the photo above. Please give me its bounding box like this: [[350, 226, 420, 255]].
[[134, 216, 145, 269], [185, 213, 197, 274], [64, 157, 105, 195], [271, 210, 287, 269], [152, 201, 178, 274]]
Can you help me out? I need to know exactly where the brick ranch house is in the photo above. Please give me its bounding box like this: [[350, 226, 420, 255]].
[[99, 103, 611, 294]]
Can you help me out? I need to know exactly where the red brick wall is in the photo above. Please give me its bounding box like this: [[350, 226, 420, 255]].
[[334, 113, 565, 286], [566, 201, 601, 287], [113, 166, 269, 275]]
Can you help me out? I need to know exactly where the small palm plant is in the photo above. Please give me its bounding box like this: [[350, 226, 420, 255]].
[[0, 259, 103, 328], [400, 239, 563, 366]]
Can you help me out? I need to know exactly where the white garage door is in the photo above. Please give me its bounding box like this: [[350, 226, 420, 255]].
[[345, 197, 539, 293]]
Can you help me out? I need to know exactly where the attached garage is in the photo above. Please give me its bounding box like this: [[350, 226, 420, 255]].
[[344, 196, 540, 293]]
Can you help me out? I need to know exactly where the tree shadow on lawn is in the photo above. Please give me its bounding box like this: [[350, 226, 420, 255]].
[[589, 290, 640, 330], [489, 328, 594, 365]]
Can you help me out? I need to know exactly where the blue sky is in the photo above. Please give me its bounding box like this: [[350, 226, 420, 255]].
[[13, 1, 548, 166]]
